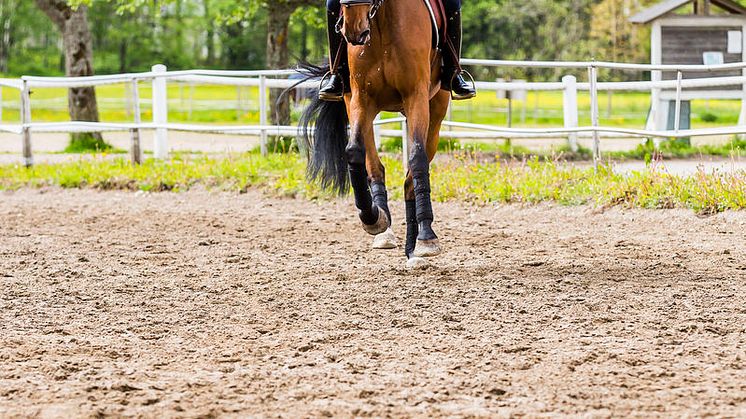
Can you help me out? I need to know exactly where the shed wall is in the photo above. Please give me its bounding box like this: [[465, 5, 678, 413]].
[[662, 26, 743, 79]]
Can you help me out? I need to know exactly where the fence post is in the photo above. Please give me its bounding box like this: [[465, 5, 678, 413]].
[[236, 85, 242, 120], [151, 64, 169, 160], [562, 75, 579, 152], [374, 114, 382, 150], [20, 79, 32, 168], [259, 75, 268, 156], [188, 83, 195, 120], [674, 71, 683, 134], [740, 75, 746, 137], [401, 118, 408, 170], [588, 65, 601, 167], [0, 85, 3, 122], [124, 81, 132, 118], [130, 78, 143, 165], [740, 22, 746, 138]]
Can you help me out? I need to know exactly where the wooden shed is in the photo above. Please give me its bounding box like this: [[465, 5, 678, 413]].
[[630, 0, 746, 131]]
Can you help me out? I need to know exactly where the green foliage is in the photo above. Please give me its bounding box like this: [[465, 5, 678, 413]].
[[5, 0, 746, 83], [0, 2, 60, 76], [379, 137, 533, 157], [700, 112, 718, 123], [1, 154, 743, 214], [380, 137, 465, 153], [264, 136, 299, 154], [608, 137, 746, 160], [63, 133, 115, 153], [4, 0, 325, 76], [554, 143, 594, 160]]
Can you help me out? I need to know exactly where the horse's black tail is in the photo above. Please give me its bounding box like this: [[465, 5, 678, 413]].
[[298, 62, 350, 196]]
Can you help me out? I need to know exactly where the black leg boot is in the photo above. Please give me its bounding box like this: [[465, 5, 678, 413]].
[[319, 10, 348, 102], [442, 10, 476, 100]]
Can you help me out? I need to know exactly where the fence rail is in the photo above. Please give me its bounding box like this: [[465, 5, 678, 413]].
[[1, 59, 745, 167]]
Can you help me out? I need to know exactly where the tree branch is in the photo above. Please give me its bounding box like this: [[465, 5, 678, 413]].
[[34, 0, 70, 30]]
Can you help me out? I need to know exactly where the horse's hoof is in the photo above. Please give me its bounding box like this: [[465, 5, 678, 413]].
[[413, 239, 441, 258], [372, 228, 397, 249], [362, 207, 389, 236], [406, 256, 430, 270]]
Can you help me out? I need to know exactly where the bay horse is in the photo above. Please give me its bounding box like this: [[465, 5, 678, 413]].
[[300, 0, 450, 268]]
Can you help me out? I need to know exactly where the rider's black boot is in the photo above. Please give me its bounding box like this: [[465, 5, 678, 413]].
[[442, 10, 476, 100], [319, 10, 347, 102]]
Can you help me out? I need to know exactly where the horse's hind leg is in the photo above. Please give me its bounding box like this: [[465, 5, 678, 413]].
[[346, 98, 390, 237]]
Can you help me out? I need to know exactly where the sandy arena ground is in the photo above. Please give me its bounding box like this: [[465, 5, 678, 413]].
[[1, 189, 745, 417]]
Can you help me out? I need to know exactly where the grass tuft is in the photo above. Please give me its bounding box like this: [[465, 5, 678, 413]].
[[0, 153, 743, 214], [64, 133, 115, 153]]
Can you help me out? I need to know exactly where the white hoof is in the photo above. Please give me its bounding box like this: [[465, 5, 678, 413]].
[[413, 239, 441, 258], [362, 207, 389, 236], [406, 257, 430, 270], [372, 228, 397, 249]]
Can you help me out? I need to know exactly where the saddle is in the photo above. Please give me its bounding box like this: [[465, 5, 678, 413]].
[[423, 0, 447, 49]]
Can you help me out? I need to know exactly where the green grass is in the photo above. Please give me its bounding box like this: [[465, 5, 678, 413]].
[[381, 135, 746, 162], [1, 84, 742, 131], [2, 82, 745, 159], [607, 136, 746, 160], [1, 153, 744, 214], [0, 83, 263, 125]]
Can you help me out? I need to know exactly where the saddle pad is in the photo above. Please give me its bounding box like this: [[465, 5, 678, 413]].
[[424, 0, 447, 49]]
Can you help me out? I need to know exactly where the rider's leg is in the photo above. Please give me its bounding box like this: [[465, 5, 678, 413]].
[[319, 0, 347, 101], [442, 0, 476, 100]]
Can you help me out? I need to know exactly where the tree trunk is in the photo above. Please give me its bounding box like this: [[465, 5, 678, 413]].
[[266, 4, 294, 126], [203, 0, 215, 66], [34, 0, 108, 150], [118, 40, 127, 73], [0, 0, 14, 74], [300, 18, 308, 62]]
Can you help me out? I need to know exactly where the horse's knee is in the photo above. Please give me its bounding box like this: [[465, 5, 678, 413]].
[[345, 143, 365, 165]]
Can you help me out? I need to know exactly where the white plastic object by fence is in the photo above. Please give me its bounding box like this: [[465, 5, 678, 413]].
[[588, 65, 601, 165], [674, 71, 683, 133], [374, 114, 382, 150], [236, 85, 242, 120], [130, 78, 143, 164], [259, 76, 268, 156], [562, 75, 579, 152], [401, 119, 409, 170], [188, 83, 195, 119], [151, 64, 169, 159], [21, 79, 32, 167], [741, 76, 746, 136]]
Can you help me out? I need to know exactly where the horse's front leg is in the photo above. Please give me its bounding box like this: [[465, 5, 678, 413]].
[[365, 117, 397, 250], [346, 98, 390, 236], [403, 88, 441, 262]]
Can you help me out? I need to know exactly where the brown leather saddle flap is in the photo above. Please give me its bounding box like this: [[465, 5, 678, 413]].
[[425, 0, 447, 49]]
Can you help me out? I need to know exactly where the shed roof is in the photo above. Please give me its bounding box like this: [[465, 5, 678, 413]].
[[630, 0, 746, 23]]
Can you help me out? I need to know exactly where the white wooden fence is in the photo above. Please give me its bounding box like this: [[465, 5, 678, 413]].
[[1, 59, 746, 168]]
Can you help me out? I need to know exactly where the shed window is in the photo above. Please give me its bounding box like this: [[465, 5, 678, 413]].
[[727, 31, 742, 54], [703, 51, 724, 65]]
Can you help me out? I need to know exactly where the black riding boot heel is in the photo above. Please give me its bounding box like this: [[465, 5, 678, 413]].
[[319, 10, 347, 102], [443, 10, 476, 100]]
